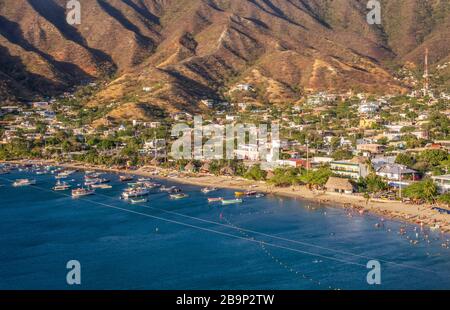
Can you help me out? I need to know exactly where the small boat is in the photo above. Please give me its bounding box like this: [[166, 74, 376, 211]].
[[160, 186, 176, 192], [130, 198, 148, 204], [84, 178, 110, 186], [137, 177, 152, 182], [201, 187, 218, 194], [12, 179, 36, 187], [120, 175, 133, 182], [168, 187, 182, 194], [255, 193, 265, 198], [72, 188, 95, 198], [235, 192, 245, 197], [245, 191, 257, 196], [35, 170, 47, 175], [208, 197, 223, 203], [222, 199, 243, 205], [170, 193, 188, 200], [91, 184, 112, 189], [53, 181, 71, 191], [122, 188, 150, 199]]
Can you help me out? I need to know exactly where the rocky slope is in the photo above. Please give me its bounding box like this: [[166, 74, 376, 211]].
[[0, 0, 449, 116]]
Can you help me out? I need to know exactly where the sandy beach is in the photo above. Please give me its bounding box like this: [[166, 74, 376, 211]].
[[3, 159, 450, 233]]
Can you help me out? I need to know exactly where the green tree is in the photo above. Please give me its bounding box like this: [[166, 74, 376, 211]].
[[244, 164, 267, 181], [403, 179, 438, 203]]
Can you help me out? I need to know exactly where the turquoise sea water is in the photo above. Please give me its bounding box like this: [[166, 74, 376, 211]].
[[0, 169, 449, 290]]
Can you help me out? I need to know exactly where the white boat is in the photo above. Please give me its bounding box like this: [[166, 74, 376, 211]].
[[53, 181, 71, 191], [91, 184, 112, 189], [72, 188, 95, 198], [221, 199, 243, 205], [170, 193, 188, 200], [130, 198, 148, 204], [13, 179, 36, 187], [201, 187, 218, 194], [122, 188, 149, 199], [208, 197, 223, 203], [84, 178, 110, 186]]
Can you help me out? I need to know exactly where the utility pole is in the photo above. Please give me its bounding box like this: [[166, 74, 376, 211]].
[[306, 138, 309, 173], [424, 48, 430, 96]]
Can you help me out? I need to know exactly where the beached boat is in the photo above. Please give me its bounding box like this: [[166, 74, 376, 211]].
[[201, 187, 218, 194], [71, 188, 95, 198], [208, 197, 223, 203], [12, 179, 36, 187], [53, 181, 71, 191], [130, 198, 148, 204], [222, 199, 243, 205], [170, 193, 188, 200]]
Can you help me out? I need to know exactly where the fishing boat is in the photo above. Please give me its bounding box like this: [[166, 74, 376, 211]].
[[170, 193, 188, 200], [208, 197, 223, 203], [84, 178, 110, 187], [122, 188, 149, 199], [53, 181, 71, 191], [71, 188, 95, 198], [222, 199, 243, 205], [119, 175, 133, 182], [201, 187, 218, 194], [12, 179, 36, 187], [130, 198, 148, 204]]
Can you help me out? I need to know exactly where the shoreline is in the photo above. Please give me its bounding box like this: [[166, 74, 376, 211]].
[[2, 159, 450, 233]]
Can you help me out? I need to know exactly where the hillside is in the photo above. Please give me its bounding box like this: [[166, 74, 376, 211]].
[[0, 0, 449, 117]]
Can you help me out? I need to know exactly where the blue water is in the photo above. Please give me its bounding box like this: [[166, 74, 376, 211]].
[[0, 169, 449, 290]]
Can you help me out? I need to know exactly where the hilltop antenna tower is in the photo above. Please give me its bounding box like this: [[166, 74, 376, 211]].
[[423, 48, 430, 95]]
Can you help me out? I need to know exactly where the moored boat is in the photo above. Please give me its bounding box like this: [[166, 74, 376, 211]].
[[119, 175, 134, 182], [71, 188, 95, 198], [91, 184, 112, 189], [222, 199, 243, 205], [170, 193, 188, 200], [208, 197, 223, 203], [130, 198, 148, 204], [201, 187, 218, 194], [53, 181, 71, 191], [122, 188, 149, 199], [12, 179, 36, 187], [235, 192, 245, 197]]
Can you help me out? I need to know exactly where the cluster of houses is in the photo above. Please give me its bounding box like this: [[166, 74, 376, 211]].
[[1, 84, 449, 199]]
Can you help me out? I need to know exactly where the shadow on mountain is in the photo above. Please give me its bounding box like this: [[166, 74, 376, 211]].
[[27, 0, 116, 71], [0, 45, 62, 98], [122, 0, 160, 25], [97, 0, 155, 48], [0, 16, 92, 82]]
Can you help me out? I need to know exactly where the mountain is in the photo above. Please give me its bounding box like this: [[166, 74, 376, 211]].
[[0, 0, 449, 117]]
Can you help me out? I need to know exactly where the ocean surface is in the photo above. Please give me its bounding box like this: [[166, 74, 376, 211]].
[[0, 168, 449, 290]]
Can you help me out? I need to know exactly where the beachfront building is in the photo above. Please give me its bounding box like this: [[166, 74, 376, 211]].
[[330, 159, 370, 180], [432, 175, 450, 194], [376, 164, 418, 181], [325, 177, 354, 194]]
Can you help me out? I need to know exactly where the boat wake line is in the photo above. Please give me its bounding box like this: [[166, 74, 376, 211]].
[[0, 176, 440, 276]]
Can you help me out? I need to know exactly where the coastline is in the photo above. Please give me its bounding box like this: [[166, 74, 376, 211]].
[[2, 159, 450, 233]]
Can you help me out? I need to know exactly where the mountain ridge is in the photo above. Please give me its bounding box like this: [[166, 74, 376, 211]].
[[0, 0, 449, 116]]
